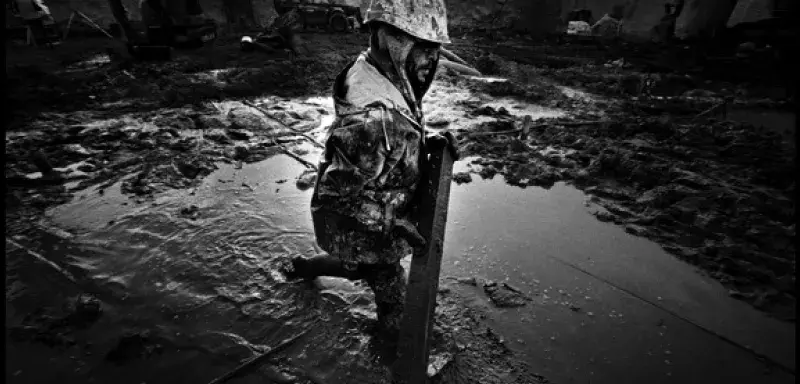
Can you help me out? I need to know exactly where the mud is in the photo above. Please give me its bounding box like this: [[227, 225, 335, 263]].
[[445, 41, 795, 323], [5, 23, 795, 384]]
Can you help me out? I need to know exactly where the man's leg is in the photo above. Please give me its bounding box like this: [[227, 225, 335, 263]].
[[363, 263, 406, 339], [285, 254, 360, 280]]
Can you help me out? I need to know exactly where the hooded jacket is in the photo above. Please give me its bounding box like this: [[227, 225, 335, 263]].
[[311, 45, 438, 269]]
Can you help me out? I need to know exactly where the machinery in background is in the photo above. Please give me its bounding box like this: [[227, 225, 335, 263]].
[[140, 0, 218, 49], [274, 0, 363, 33]]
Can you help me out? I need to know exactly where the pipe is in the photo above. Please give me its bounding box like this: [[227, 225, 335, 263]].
[[439, 47, 470, 67], [438, 59, 482, 77]]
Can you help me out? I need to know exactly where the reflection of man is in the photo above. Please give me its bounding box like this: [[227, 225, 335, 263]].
[[284, 0, 458, 342], [13, 0, 56, 46]]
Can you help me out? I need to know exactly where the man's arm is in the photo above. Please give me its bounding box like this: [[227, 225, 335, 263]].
[[316, 110, 391, 198]]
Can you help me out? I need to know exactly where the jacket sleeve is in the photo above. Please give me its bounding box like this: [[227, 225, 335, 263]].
[[316, 107, 393, 198]]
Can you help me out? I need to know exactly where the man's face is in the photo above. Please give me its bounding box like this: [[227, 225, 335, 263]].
[[406, 40, 441, 84]]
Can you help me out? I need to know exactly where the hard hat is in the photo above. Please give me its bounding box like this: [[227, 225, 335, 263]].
[[365, 0, 450, 44]]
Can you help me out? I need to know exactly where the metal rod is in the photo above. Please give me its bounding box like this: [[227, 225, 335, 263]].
[[205, 329, 311, 384]]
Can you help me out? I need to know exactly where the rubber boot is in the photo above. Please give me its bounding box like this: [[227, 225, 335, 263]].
[[363, 263, 406, 342], [284, 255, 360, 281]]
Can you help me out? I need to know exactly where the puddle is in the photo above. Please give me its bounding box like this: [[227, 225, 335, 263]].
[[38, 154, 796, 384], [444, 176, 795, 383], [36, 155, 399, 383]]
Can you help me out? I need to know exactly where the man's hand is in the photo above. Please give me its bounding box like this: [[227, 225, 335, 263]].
[[426, 131, 460, 161]]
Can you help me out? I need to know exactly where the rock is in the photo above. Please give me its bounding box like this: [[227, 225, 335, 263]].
[[160, 127, 181, 138], [139, 139, 156, 149], [154, 115, 197, 130], [233, 145, 250, 160], [427, 116, 451, 127], [483, 282, 530, 308], [179, 205, 199, 219], [76, 162, 97, 173], [624, 224, 647, 236], [473, 105, 511, 118], [296, 170, 317, 191], [478, 119, 516, 133], [228, 108, 265, 131], [455, 277, 480, 286], [154, 131, 176, 144], [174, 159, 203, 179], [73, 293, 102, 323], [672, 170, 711, 190], [204, 129, 231, 144], [228, 129, 255, 141], [194, 115, 227, 130], [170, 137, 199, 151], [452, 172, 473, 185], [63, 144, 93, 157]]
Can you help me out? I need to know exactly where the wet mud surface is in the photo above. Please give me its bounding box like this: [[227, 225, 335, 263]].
[[5, 28, 795, 384]]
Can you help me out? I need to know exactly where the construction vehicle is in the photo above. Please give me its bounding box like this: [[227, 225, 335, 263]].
[[140, 0, 218, 48], [274, 0, 363, 33]]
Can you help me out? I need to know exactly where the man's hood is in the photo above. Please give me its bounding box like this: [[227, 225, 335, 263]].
[[368, 31, 439, 117]]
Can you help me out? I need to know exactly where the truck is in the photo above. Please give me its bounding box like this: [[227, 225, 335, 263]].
[[274, 0, 364, 33]]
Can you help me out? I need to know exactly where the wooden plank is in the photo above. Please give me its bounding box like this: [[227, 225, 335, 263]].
[[392, 145, 455, 384]]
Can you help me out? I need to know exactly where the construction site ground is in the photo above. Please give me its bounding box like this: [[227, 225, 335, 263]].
[[5, 30, 795, 384]]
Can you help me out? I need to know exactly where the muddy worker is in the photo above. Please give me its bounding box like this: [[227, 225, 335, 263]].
[[283, 0, 458, 341]]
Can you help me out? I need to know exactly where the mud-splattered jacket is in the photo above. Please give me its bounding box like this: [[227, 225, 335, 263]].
[[311, 52, 432, 269]]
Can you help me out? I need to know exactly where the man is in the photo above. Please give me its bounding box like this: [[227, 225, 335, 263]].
[[284, 0, 458, 341]]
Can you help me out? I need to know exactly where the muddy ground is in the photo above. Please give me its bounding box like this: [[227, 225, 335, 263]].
[[5, 29, 795, 383]]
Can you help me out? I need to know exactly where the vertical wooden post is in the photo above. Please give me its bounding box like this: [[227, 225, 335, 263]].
[[393, 145, 455, 384]]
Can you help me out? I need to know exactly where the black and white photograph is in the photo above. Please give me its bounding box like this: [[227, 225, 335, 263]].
[[4, 1, 797, 383]]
